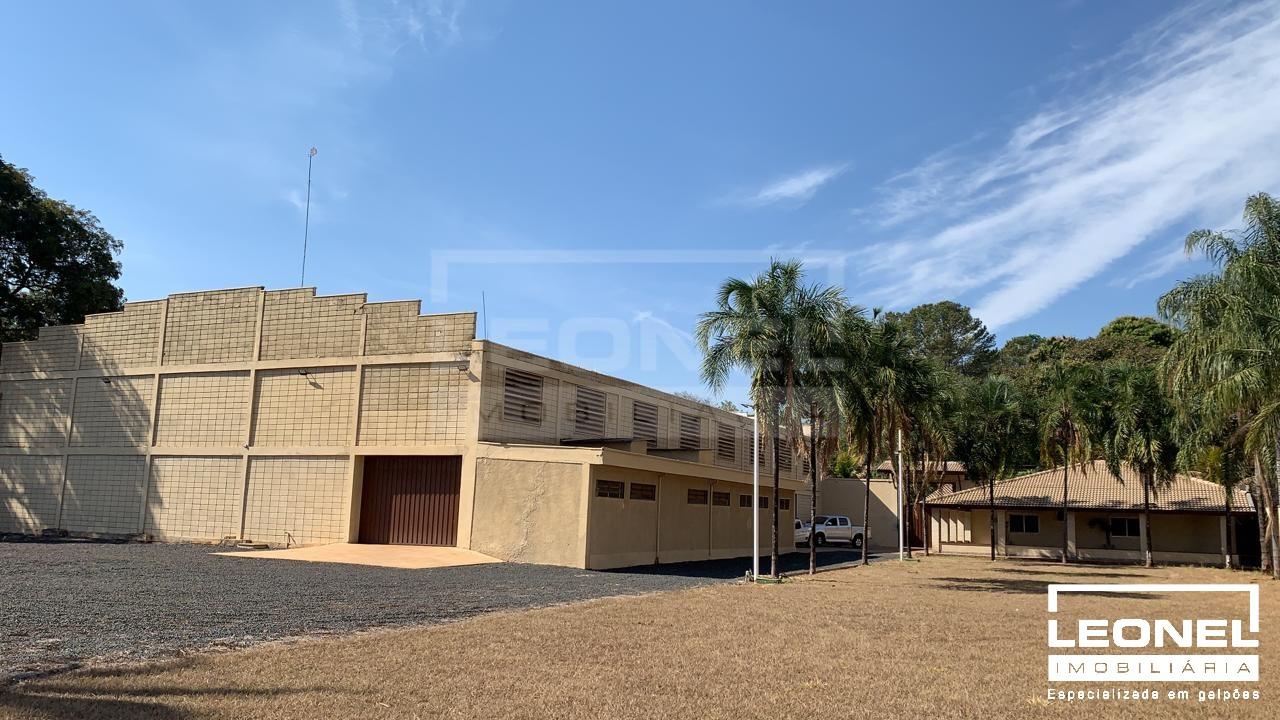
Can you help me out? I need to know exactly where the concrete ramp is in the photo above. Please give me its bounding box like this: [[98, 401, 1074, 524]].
[[216, 543, 500, 569]]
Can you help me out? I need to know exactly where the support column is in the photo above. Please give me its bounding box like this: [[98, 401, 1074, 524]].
[[1138, 513, 1149, 563], [996, 509, 1007, 557], [1219, 515, 1230, 568], [931, 508, 942, 553], [1067, 512, 1078, 560]]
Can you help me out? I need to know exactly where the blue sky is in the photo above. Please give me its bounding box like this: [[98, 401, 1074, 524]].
[[4, 1, 1280, 403]]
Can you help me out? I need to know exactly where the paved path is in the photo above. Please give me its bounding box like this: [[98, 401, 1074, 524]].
[[214, 543, 499, 569]]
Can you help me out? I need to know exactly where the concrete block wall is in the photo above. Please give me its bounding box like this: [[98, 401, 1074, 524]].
[[0, 286, 478, 544]]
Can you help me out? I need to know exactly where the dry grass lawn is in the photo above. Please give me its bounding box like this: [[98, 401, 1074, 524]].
[[2, 555, 1275, 719]]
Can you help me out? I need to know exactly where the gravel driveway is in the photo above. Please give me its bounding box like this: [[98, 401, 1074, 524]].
[[0, 540, 726, 682]]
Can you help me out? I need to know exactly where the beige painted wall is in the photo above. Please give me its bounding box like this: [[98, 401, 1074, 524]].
[[815, 477, 897, 550], [470, 457, 586, 567], [587, 464, 794, 569]]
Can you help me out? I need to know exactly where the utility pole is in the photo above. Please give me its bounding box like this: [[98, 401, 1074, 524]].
[[897, 428, 904, 561], [300, 147, 317, 287]]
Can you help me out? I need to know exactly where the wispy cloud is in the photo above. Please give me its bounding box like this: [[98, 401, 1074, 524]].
[[857, 0, 1280, 329], [739, 164, 847, 207], [1114, 244, 1191, 290]]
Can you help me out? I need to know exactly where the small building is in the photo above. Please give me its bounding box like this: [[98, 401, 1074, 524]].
[[924, 460, 1256, 566], [0, 287, 803, 569]]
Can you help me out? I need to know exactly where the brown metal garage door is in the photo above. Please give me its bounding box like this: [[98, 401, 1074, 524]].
[[359, 456, 462, 546]]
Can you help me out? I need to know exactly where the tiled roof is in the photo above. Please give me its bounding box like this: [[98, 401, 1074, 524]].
[[878, 459, 965, 474], [925, 460, 1253, 513]]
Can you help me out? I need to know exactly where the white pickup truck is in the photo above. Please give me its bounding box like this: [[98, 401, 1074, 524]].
[[797, 515, 864, 548]]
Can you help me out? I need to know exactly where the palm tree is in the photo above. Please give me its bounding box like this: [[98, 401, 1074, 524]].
[[955, 375, 1023, 561], [900, 364, 960, 558], [835, 312, 925, 565], [1160, 192, 1280, 578], [1099, 362, 1179, 568], [1037, 361, 1098, 564], [697, 259, 846, 579]]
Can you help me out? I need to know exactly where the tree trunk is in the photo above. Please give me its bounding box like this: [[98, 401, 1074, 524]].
[[1269, 440, 1280, 580], [809, 413, 819, 576], [1252, 455, 1271, 575], [1060, 449, 1069, 564], [904, 464, 914, 560], [989, 476, 997, 562], [771, 414, 781, 579], [1224, 487, 1234, 570], [1142, 473, 1153, 568], [862, 433, 874, 566]]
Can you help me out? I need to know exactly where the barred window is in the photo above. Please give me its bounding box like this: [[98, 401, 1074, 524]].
[[575, 387, 606, 436], [630, 482, 656, 501], [596, 479, 624, 499], [502, 369, 543, 424], [632, 401, 659, 447], [779, 497, 791, 511], [716, 423, 737, 462], [687, 488, 708, 505], [679, 413, 701, 450], [758, 496, 770, 509], [739, 494, 753, 508], [712, 491, 731, 507]]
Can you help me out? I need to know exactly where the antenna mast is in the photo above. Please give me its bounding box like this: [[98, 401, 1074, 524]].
[[300, 147, 317, 287]]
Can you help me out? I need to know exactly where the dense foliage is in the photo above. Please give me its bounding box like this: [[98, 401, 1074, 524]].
[[0, 156, 124, 342], [699, 192, 1280, 576]]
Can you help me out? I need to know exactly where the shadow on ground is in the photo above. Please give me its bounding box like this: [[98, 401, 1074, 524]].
[[609, 548, 868, 580], [0, 659, 335, 720], [933, 576, 1161, 599]]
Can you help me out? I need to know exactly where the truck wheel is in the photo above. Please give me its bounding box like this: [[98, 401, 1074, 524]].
[[853, 534, 864, 549], [815, 533, 826, 546]]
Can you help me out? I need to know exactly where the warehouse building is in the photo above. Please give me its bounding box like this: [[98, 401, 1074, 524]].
[[0, 287, 800, 569]]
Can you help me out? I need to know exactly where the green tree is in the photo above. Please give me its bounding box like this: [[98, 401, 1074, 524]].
[[697, 259, 846, 579], [1160, 192, 1280, 578], [835, 311, 927, 565], [1, 156, 124, 342], [1038, 361, 1099, 563], [887, 300, 997, 377], [1098, 316, 1175, 349], [1098, 362, 1179, 568], [954, 375, 1023, 561]]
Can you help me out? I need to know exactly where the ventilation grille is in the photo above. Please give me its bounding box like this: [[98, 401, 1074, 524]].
[[574, 387, 606, 436], [716, 423, 736, 462], [678, 413, 701, 450], [632, 402, 659, 447], [502, 369, 543, 424], [778, 439, 793, 471]]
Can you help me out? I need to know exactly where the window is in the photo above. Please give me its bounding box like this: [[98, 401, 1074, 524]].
[[632, 401, 659, 447], [837, 516, 848, 527], [824, 517, 838, 527], [739, 494, 753, 508], [502, 369, 543, 424], [574, 387, 606, 437], [1110, 517, 1140, 537], [630, 482, 656, 501], [712, 491, 731, 507], [679, 413, 701, 450], [716, 423, 737, 462], [596, 479, 624, 499], [814, 515, 830, 524], [687, 488, 708, 505], [779, 498, 791, 511], [758, 496, 770, 509], [1009, 514, 1040, 534]]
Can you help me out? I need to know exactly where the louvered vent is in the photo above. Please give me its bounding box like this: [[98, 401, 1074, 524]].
[[678, 413, 701, 450], [574, 387, 606, 437], [632, 401, 659, 447], [502, 369, 543, 424], [778, 439, 793, 471], [716, 423, 736, 462]]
